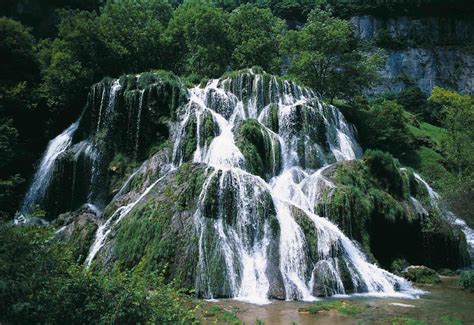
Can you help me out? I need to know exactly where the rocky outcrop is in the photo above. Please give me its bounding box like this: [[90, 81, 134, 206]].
[[351, 15, 474, 94], [351, 15, 474, 44], [28, 69, 471, 301], [317, 154, 471, 271]]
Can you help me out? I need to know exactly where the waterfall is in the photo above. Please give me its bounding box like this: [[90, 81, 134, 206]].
[[27, 69, 430, 303], [21, 120, 80, 214], [87, 79, 122, 207], [167, 69, 420, 303], [412, 172, 474, 266], [85, 171, 171, 266]]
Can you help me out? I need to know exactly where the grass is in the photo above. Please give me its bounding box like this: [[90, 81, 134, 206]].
[[441, 316, 464, 325], [409, 122, 446, 145], [299, 300, 365, 316], [390, 318, 428, 325], [402, 117, 453, 190], [204, 305, 243, 324]]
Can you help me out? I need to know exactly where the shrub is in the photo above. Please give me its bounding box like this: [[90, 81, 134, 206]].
[[459, 271, 474, 292], [0, 225, 198, 324], [363, 149, 405, 198], [402, 265, 441, 284]]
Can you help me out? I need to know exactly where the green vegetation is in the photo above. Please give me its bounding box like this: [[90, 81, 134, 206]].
[[340, 85, 474, 229], [0, 1, 388, 220], [318, 150, 470, 270], [282, 8, 383, 102], [236, 119, 280, 180], [390, 318, 428, 325], [0, 224, 199, 324], [299, 300, 365, 315], [112, 164, 206, 286], [402, 266, 441, 284], [228, 4, 285, 73], [459, 271, 474, 292], [204, 305, 243, 324]]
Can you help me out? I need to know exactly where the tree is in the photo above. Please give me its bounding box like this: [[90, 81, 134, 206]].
[[428, 87, 474, 227], [429, 87, 474, 180], [99, 0, 172, 74], [164, 0, 232, 80], [365, 100, 414, 156], [228, 4, 285, 73], [396, 86, 442, 124], [37, 10, 101, 120], [282, 7, 382, 102], [269, 0, 322, 23], [0, 18, 42, 220], [0, 17, 37, 85]]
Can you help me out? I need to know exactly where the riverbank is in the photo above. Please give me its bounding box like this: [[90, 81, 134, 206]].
[[200, 276, 474, 324]]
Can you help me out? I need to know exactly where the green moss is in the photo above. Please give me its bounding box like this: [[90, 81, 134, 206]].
[[147, 139, 171, 158], [363, 150, 405, 199], [200, 111, 216, 148], [389, 318, 429, 325], [402, 266, 441, 284], [299, 300, 365, 316], [203, 305, 243, 324], [319, 185, 372, 247], [337, 259, 355, 293], [202, 170, 221, 218], [390, 259, 410, 275], [441, 316, 464, 325], [267, 104, 279, 133], [292, 207, 318, 265], [174, 163, 207, 211], [236, 119, 280, 180], [68, 221, 98, 264], [319, 155, 469, 270], [182, 116, 197, 162], [108, 153, 137, 197], [111, 164, 206, 287], [421, 209, 470, 269]]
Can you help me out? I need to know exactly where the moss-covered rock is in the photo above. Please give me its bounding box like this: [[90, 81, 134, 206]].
[[402, 265, 441, 284], [236, 119, 281, 180], [318, 155, 470, 271], [54, 208, 99, 264], [291, 206, 318, 267], [100, 163, 207, 288], [33, 71, 187, 219]]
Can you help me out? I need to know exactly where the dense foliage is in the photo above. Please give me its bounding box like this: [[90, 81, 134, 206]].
[[460, 271, 474, 292], [0, 1, 388, 221], [0, 1, 473, 322], [0, 224, 198, 324], [282, 8, 383, 102]]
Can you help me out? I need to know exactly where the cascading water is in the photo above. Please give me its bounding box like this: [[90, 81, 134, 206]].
[[21, 120, 80, 214], [412, 172, 474, 266], [25, 69, 433, 304], [87, 79, 122, 207], [166, 69, 419, 303]]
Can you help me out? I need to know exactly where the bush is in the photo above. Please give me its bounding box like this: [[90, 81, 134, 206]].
[[459, 271, 474, 292], [366, 100, 414, 157], [363, 149, 405, 198], [0, 225, 198, 324], [402, 265, 441, 284]]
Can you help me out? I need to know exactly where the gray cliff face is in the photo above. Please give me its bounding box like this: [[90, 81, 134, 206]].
[[351, 15, 474, 95], [351, 15, 474, 44]]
